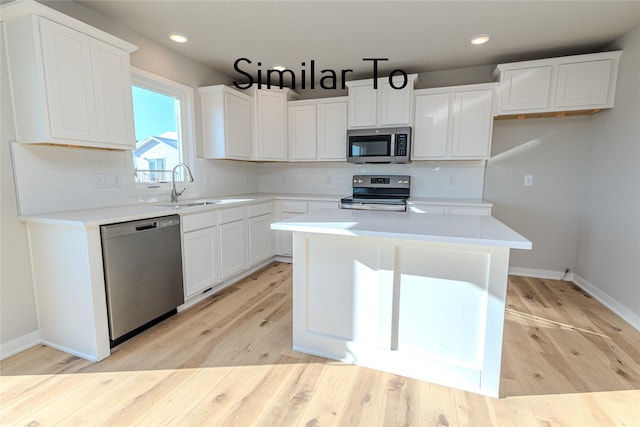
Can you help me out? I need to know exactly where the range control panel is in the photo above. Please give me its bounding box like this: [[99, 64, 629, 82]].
[[352, 175, 411, 189]]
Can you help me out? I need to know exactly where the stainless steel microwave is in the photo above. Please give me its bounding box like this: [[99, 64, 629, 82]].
[[347, 127, 411, 164]]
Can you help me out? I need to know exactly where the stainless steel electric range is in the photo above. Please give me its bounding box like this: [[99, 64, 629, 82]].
[[340, 175, 411, 212]]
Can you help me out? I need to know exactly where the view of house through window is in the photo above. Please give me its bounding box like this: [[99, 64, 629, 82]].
[[131, 85, 184, 183]]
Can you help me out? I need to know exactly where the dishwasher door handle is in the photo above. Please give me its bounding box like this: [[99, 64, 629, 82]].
[[135, 222, 158, 231]]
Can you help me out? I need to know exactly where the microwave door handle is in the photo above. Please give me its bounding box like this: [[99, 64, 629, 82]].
[[390, 133, 395, 156]]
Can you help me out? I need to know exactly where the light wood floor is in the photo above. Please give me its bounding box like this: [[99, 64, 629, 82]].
[[2, 262, 639, 426]]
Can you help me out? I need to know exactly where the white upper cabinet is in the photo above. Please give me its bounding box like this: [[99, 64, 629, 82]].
[[90, 38, 135, 147], [317, 100, 348, 160], [254, 89, 289, 160], [288, 104, 317, 161], [555, 59, 614, 108], [346, 74, 417, 129], [493, 51, 621, 116], [496, 66, 553, 112], [451, 89, 494, 158], [413, 83, 496, 160], [199, 85, 252, 160], [413, 92, 450, 158], [2, 1, 137, 150], [288, 97, 348, 162], [199, 86, 296, 161]]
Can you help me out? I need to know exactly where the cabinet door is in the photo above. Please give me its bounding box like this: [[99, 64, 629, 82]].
[[348, 83, 377, 128], [317, 101, 347, 161], [39, 17, 98, 141], [413, 93, 451, 159], [249, 214, 274, 265], [90, 38, 135, 148], [183, 227, 219, 298], [499, 66, 552, 112], [379, 79, 413, 126], [256, 90, 287, 160], [451, 90, 493, 159], [219, 220, 248, 279], [288, 104, 317, 161], [225, 91, 252, 159], [555, 59, 613, 108]]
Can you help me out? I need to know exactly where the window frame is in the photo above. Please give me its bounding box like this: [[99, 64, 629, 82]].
[[127, 67, 196, 193]]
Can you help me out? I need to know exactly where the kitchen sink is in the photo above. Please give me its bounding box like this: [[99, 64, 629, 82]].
[[155, 200, 222, 209]]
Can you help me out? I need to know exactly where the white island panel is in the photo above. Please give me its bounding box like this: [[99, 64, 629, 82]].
[[276, 210, 531, 397]]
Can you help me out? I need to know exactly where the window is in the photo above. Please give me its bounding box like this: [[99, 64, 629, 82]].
[[130, 68, 195, 185]]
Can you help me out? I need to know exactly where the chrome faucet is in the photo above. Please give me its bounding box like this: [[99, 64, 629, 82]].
[[171, 163, 195, 202]]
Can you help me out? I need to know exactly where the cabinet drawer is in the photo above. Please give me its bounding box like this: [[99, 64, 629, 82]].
[[409, 205, 447, 215], [182, 211, 217, 232], [308, 201, 338, 211], [449, 207, 492, 216], [248, 202, 273, 218], [219, 206, 246, 224], [280, 201, 307, 213]]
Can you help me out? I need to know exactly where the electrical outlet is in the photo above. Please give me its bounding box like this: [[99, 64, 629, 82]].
[[95, 174, 109, 188], [449, 175, 456, 185], [524, 175, 534, 186], [327, 175, 333, 184]]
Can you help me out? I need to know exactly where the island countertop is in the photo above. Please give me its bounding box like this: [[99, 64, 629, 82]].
[[271, 209, 532, 250]]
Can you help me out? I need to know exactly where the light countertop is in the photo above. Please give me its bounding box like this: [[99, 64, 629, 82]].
[[19, 193, 494, 227], [271, 209, 531, 249], [18, 193, 341, 227]]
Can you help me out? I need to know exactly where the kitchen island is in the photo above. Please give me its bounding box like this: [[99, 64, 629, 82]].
[[271, 209, 531, 397]]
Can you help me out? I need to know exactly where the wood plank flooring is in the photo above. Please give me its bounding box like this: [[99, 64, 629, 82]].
[[1, 262, 639, 426]]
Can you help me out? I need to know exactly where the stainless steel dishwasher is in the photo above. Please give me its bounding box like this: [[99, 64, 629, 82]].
[[101, 215, 184, 347]]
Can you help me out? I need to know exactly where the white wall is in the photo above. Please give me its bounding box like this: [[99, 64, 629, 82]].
[[484, 117, 591, 274], [0, 29, 39, 358], [575, 25, 640, 325]]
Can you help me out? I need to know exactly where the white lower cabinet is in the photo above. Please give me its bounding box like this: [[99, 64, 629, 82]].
[[275, 199, 339, 256], [182, 202, 280, 300], [219, 207, 248, 280], [182, 211, 220, 298], [276, 201, 307, 256], [183, 227, 219, 298], [248, 202, 274, 264]]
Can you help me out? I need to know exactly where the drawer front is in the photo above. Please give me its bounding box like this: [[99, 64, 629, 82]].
[[409, 205, 447, 215], [449, 207, 492, 216], [248, 202, 273, 218], [219, 206, 246, 224], [280, 201, 307, 213], [182, 211, 217, 232], [308, 201, 339, 211]]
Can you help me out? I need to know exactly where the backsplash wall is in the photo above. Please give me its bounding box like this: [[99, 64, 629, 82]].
[[11, 143, 258, 216], [258, 160, 486, 199]]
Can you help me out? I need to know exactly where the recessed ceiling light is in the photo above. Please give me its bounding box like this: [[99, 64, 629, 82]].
[[168, 32, 188, 43], [272, 65, 287, 71], [470, 34, 491, 45]]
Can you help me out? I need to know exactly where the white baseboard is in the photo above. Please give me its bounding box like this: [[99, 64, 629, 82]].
[[509, 267, 639, 332], [0, 331, 40, 360], [508, 267, 573, 281], [572, 274, 640, 331], [39, 339, 100, 362]]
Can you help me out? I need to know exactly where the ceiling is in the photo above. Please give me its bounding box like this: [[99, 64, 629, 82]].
[[75, 0, 640, 84]]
